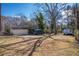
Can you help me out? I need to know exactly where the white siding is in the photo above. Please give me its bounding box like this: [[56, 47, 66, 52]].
[[11, 29, 28, 35]]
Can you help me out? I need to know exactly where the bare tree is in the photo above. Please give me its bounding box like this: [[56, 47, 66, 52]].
[[36, 3, 67, 34]]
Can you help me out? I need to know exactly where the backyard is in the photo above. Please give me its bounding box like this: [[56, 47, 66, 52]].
[[0, 34, 79, 56], [0, 3, 79, 56]]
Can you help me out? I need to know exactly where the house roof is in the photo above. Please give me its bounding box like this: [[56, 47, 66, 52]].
[[11, 26, 29, 29]]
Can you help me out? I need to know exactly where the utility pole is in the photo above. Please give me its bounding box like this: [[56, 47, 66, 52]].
[[0, 3, 1, 33], [74, 3, 79, 41]]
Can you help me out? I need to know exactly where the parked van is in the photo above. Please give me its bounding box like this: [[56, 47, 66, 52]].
[[63, 29, 74, 35]]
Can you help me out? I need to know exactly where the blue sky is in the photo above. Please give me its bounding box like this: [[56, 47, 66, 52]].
[[1, 3, 37, 18]]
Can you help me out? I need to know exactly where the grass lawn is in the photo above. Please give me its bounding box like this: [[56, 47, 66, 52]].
[[0, 35, 79, 56]]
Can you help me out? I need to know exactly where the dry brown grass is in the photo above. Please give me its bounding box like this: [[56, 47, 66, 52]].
[[32, 35, 79, 56], [0, 35, 79, 56]]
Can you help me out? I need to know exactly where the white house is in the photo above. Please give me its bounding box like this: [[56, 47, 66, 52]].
[[10, 26, 29, 35], [0, 16, 36, 35]]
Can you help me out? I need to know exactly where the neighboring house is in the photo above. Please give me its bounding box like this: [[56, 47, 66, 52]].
[[1, 16, 29, 35], [11, 26, 29, 35], [0, 16, 38, 35]]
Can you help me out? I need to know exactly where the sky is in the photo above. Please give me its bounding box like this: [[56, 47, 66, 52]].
[[1, 3, 37, 18], [1, 3, 73, 24]]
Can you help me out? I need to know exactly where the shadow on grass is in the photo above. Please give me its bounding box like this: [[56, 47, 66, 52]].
[[0, 36, 46, 56], [0, 34, 76, 56]]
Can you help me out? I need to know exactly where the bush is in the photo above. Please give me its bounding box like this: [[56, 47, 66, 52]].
[[5, 28, 10, 33], [4, 26, 11, 35]]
